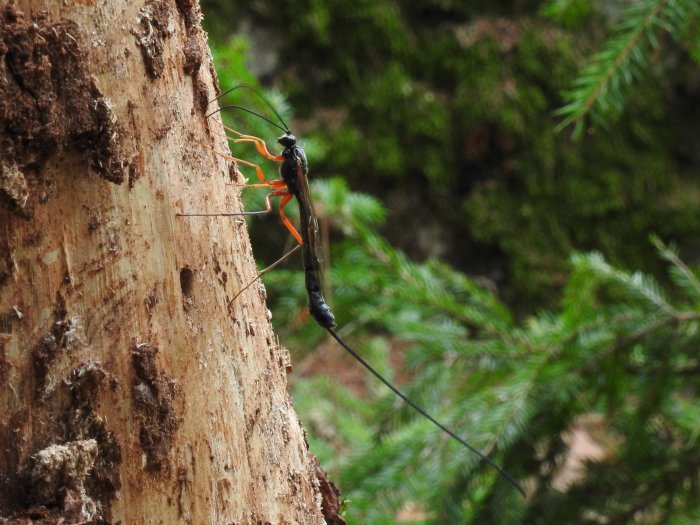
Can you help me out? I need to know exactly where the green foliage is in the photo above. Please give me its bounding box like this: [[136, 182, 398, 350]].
[[198, 2, 700, 522], [202, 0, 700, 312], [266, 181, 700, 523], [539, 0, 594, 27], [553, 0, 700, 138], [210, 37, 257, 92]]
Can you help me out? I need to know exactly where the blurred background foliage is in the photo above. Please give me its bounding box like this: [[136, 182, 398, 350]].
[[199, 0, 700, 523]]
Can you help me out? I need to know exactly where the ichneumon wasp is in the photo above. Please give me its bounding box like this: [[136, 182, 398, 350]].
[[178, 85, 526, 498]]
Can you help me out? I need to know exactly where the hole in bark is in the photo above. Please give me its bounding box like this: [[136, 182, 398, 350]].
[[179, 267, 193, 298]]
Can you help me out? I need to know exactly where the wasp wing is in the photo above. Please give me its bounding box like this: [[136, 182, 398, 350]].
[[293, 149, 336, 328]]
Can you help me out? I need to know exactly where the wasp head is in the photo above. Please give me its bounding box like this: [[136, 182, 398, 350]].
[[277, 133, 296, 148]]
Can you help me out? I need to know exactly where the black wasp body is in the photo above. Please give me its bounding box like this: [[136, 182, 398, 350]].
[[276, 132, 337, 330]]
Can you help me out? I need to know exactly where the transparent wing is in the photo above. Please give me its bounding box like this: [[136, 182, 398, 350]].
[[294, 152, 327, 292]]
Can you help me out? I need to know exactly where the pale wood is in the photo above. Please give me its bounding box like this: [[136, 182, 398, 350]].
[[0, 1, 326, 523]]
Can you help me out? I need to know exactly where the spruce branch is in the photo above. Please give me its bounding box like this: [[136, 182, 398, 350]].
[[555, 0, 695, 138], [571, 252, 676, 314], [651, 235, 700, 304]]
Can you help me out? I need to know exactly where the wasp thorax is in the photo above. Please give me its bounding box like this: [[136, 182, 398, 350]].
[[277, 133, 296, 148]]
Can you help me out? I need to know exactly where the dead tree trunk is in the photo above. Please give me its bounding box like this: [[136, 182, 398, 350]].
[[0, 1, 333, 523]]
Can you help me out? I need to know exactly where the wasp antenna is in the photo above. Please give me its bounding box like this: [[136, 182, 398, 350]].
[[212, 84, 263, 103], [211, 84, 246, 102], [207, 105, 288, 134], [211, 84, 290, 132]]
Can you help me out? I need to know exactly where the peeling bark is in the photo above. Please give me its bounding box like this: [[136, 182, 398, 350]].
[[0, 1, 328, 523]]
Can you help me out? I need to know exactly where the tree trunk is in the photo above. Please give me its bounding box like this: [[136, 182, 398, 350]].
[[0, 1, 333, 523]]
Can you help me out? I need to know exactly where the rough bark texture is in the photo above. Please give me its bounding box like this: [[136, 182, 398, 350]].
[[0, 1, 328, 523]]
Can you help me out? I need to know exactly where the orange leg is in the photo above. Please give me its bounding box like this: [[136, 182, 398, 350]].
[[209, 124, 282, 161], [224, 189, 301, 243], [273, 191, 302, 245], [239, 188, 293, 220], [199, 122, 302, 243], [234, 157, 280, 185], [197, 136, 279, 187], [220, 124, 284, 162], [177, 188, 295, 221]]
